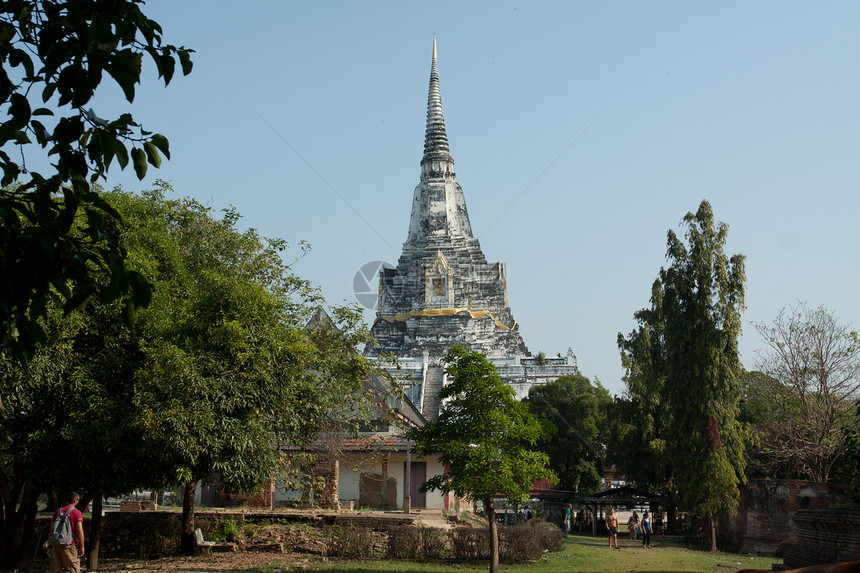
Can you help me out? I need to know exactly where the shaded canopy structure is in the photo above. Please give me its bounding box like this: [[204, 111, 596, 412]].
[[577, 486, 666, 535], [528, 485, 666, 535]]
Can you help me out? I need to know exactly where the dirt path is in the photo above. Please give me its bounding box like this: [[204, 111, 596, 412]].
[[74, 552, 321, 573]]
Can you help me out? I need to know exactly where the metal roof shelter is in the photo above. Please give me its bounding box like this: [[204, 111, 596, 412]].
[[576, 486, 666, 535]]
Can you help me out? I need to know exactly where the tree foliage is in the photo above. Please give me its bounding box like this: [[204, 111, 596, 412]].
[[611, 278, 673, 497], [749, 302, 860, 482], [737, 370, 788, 478], [0, 185, 374, 567], [662, 200, 746, 550], [407, 345, 556, 573], [616, 200, 746, 551], [0, 0, 193, 361], [523, 374, 610, 494]]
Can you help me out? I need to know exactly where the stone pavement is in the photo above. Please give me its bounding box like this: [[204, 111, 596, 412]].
[[412, 509, 452, 530]]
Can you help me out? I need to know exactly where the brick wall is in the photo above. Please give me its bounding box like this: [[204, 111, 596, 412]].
[[783, 510, 860, 567], [718, 479, 852, 555], [220, 479, 275, 509], [358, 473, 398, 509], [315, 460, 339, 509]]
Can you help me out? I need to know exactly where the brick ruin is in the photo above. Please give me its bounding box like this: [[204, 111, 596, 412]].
[[783, 509, 860, 567], [718, 478, 853, 556]]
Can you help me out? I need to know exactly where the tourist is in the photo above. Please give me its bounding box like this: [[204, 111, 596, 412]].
[[641, 509, 652, 548], [576, 509, 584, 534], [655, 510, 664, 536], [48, 492, 85, 573], [564, 504, 572, 537], [606, 508, 619, 549], [628, 510, 639, 541]]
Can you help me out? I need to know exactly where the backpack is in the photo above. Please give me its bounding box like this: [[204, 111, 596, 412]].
[[49, 507, 75, 546]]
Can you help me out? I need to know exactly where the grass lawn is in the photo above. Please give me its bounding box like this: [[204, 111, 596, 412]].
[[298, 533, 780, 573]]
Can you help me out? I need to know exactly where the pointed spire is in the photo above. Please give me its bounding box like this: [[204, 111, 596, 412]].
[[422, 37, 453, 165]]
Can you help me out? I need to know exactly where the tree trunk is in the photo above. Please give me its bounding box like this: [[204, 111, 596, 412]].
[[380, 458, 388, 510], [78, 491, 95, 513], [487, 497, 499, 573], [0, 478, 40, 570], [87, 489, 103, 570], [709, 516, 717, 552], [181, 481, 197, 556], [666, 504, 678, 534]]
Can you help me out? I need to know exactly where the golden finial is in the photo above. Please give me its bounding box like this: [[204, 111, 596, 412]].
[[433, 36, 437, 60]]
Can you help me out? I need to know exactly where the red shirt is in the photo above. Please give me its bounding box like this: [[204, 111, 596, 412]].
[[53, 505, 83, 546]]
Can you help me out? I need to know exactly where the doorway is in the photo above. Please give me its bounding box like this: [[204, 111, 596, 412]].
[[405, 461, 427, 508]]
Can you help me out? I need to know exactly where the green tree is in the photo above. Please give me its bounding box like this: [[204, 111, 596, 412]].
[[523, 374, 610, 493], [0, 295, 155, 568], [0, 0, 192, 362], [611, 278, 673, 498], [738, 370, 797, 480], [109, 186, 373, 554], [0, 185, 374, 566], [660, 200, 747, 551], [407, 345, 556, 573]]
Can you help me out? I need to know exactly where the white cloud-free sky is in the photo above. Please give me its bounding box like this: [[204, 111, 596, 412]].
[[99, 1, 860, 397]]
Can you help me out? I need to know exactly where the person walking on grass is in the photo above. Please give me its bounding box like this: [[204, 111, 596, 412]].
[[641, 509, 653, 549], [48, 492, 85, 573], [606, 508, 619, 549], [564, 504, 572, 537], [628, 510, 639, 541]]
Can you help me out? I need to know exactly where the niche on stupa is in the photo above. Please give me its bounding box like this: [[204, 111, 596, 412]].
[[425, 250, 454, 306]]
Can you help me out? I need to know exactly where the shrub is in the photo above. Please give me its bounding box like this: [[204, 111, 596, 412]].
[[388, 525, 448, 560], [450, 527, 490, 560], [499, 524, 542, 562], [221, 519, 243, 542], [387, 526, 419, 559], [498, 521, 564, 562], [326, 525, 376, 559], [536, 521, 565, 553], [418, 526, 449, 560]]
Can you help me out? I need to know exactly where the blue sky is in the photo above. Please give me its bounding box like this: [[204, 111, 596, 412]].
[[100, 1, 860, 397]]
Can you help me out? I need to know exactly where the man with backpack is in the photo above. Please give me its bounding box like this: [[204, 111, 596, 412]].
[[48, 492, 85, 573]]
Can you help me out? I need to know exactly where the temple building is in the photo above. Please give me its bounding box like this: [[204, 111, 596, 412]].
[[367, 39, 579, 420], [199, 41, 583, 514]]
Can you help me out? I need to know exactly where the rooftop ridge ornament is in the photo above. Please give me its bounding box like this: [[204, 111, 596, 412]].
[[422, 37, 453, 165]]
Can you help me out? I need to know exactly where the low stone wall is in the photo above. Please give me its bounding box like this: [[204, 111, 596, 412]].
[[783, 510, 860, 567], [35, 510, 417, 558]]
